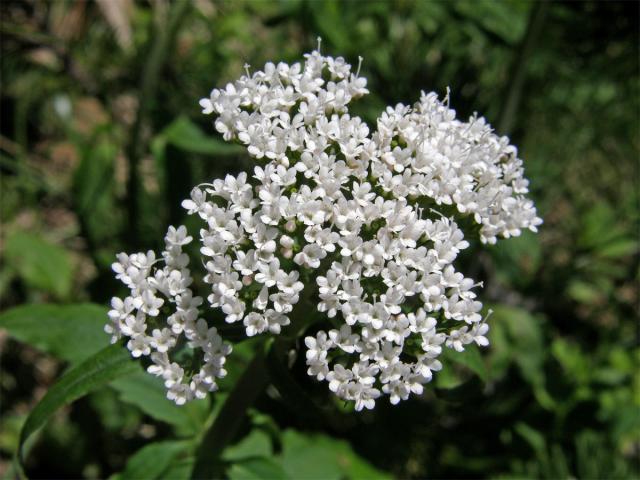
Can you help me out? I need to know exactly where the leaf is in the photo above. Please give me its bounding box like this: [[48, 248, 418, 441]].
[[514, 422, 546, 455], [490, 231, 542, 286], [72, 137, 120, 247], [0, 303, 110, 364], [452, 0, 528, 45], [598, 238, 639, 259], [567, 280, 602, 305], [280, 430, 390, 480], [113, 440, 193, 480], [4, 231, 74, 299], [223, 430, 272, 462], [18, 344, 139, 466], [551, 338, 592, 386], [484, 316, 511, 380], [111, 373, 209, 435], [435, 376, 484, 402], [0, 413, 24, 457], [159, 457, 195, 480], [228, 457, 289, 480], [308, 1, 352, 52], [442, 343, 488, 382], [434, 363, 465, 389], [490, 306, 554, 409], [0, 303, 210, 435], [578, 203, 627, 250], [73, 137, 116, 213], [162, 116, 244, 156]]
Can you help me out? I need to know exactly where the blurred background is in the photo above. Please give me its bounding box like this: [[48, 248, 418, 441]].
[[1, 1, 638, 479]]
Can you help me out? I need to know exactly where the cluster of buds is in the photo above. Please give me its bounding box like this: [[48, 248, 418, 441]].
[[108, 43, 541, 409]]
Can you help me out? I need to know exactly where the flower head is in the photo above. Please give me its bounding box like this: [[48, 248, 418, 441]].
[[109, 46, 540, 408]]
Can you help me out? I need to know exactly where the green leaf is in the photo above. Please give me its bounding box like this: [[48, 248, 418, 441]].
[[4, 231, 74, 299], [163, 116, 243, 156], [551, 338, 591, 385], [280, 430, 343, 480], [434, 363, 465, 389], [0, 413, 24, 458], [453, 0, 528, 45], [578, 203, 627, 250], [514, 422, 546, 455], [309, 1, 352, 52], [159, 457, 195, 480], [223, 430, 272, 462], [18, 344, 139, 466], [490, 306, 554, 409], [491, 231, 542, 286], [73, 138, 117, 213], [114, 440, 193, 480], [598, 238, 639, 259], [567, 280, 602, 305], [280, 430, 390, 480], [442, 343, 488, 382], [0, 303, 210, 436], [111, 373, 209, 435], [435, 376, 484, 402], [484, 316, 511, 380], [0, 303, 109, 364], [72, 137, 120, 249], [228, 457, 289, 480]]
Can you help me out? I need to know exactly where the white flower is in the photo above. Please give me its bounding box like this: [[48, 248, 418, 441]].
[[293, 243, 327, 269], [244, 312, 268, 337], [110, 45, 540, 409], [255, 259, 281, 287]]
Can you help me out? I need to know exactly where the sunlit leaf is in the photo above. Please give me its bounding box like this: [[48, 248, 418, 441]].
[[280, 430, 390, 480], [111, 373, 209, 436], [163, 116, 243, 156], [442, 343, 488, 382], [18, 344, 139, 466], [228, 457, 289, 480], [598, 238, 639, 259], [491, 306, 554, 409], [159, 457, 195, 480], [112, 440, 193, 480], [567, 280, 602, 305], [223, 430, 272, 461], [514, 422, 546, 455], [4, 231, 74, 299], [0, 303, 109, 364], [72, 138, 119, 246]]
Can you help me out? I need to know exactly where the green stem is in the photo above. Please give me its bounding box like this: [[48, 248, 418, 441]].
[[190, 344, 270, 479], [497, 1, 549, 136], [190, 281, 324, 477], [125, 0, 190, 248]]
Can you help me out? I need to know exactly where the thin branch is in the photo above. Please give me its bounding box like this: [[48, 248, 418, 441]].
[[497, 2, 549, 136], [190, 345, 270, 479], [125, 0, 190, 248]]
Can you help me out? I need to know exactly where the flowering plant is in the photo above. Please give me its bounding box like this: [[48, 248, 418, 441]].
[[107, 43, 541, 411]]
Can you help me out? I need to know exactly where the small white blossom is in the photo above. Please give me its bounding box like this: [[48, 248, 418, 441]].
[[110, 45, 540, 408]]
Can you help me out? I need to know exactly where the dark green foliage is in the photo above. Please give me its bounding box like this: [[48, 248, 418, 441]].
[[0, 1, 637, 478]]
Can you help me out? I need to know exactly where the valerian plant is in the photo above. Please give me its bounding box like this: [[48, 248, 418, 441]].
[[107, 43, 542, 411]]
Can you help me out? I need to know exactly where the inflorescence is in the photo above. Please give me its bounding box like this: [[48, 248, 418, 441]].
[[107, 43, 541, 409]]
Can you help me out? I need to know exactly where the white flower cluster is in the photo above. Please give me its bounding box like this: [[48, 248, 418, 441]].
[[371, 94, 542, 244], [109, 44, 541, 409], [107, 226, 231, 404]]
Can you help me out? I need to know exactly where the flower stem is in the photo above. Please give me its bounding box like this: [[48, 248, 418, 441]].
[[190, 286, 320, 478], [190, 343, 270, 479], [125, 0, 190, 248], [497, 1, 548, 135]]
